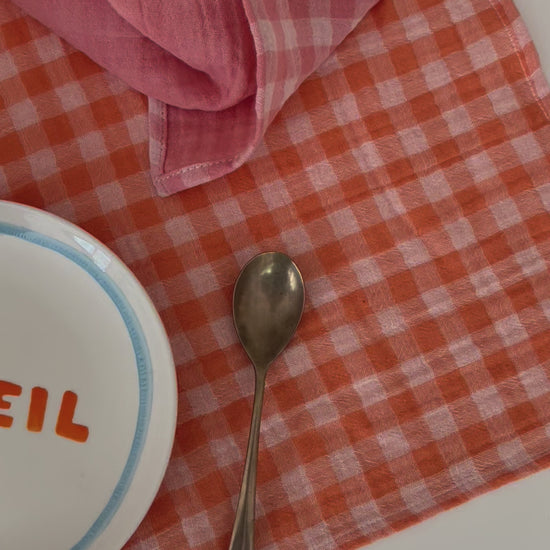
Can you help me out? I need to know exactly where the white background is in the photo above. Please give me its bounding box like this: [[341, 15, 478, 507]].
[[361, 2, 550, 549]]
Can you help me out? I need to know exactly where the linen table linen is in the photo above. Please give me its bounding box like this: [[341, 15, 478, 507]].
[[10, 0, 381, 195], [2, 0, 550, 549]]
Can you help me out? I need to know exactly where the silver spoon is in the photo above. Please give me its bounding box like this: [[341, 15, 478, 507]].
[[229, 252, 305, 550]]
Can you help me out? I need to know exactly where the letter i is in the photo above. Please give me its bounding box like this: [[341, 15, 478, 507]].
[[27, 387, 48, 432]]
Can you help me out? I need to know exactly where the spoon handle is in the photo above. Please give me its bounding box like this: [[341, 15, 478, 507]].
[[228, 370, 267, 550]]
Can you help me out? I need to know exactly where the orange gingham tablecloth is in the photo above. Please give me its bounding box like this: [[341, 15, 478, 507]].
[[2, 0, 550, 548]]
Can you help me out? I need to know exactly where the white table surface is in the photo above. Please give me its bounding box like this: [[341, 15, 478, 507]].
[[360, 2, 550, 549]]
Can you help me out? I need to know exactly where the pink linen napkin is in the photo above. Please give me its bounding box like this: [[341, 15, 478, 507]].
[[12, 0, 381, 196]]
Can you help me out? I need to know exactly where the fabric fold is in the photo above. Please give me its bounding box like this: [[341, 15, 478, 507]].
[[11, 0, 381, 195]]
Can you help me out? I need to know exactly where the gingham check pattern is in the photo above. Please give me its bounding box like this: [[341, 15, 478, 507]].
[[2, 0, 550, 548]]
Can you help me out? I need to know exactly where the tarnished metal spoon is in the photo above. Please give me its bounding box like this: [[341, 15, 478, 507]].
[[229, 252, 305, 550]]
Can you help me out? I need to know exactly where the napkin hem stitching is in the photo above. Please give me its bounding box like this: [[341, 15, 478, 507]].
[[489, 0, 550, 122]]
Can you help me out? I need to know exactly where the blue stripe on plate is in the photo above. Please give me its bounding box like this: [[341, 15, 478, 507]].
[[0, 222, 153, 550]]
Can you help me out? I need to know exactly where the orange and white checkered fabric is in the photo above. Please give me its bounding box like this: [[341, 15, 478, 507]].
[[2, 0, 550, 549]]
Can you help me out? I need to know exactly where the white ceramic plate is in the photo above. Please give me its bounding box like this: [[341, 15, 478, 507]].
[[0, 200, 177, 550]]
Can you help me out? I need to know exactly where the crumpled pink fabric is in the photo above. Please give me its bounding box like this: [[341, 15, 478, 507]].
[[12, 0, 380, 195]]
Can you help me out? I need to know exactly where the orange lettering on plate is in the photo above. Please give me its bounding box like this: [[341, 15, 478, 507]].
[[0, 380, 22, 428], [55, 391, 89, 443], [27, 386, 48, 432]]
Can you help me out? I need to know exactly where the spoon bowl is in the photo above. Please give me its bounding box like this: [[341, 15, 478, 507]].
[[233, 252, 304, 370], [229, 252, 305, 550]]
